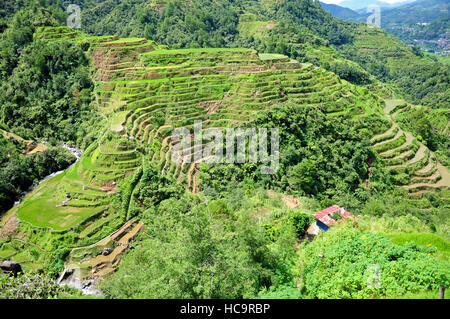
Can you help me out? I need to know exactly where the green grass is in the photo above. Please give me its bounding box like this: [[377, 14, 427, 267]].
[[424, 52, 450, 65], [385, 232, 450, 262], [14, 161, 111, 231], [391, 290, 449, 299], [102, 38, 145, 44], [0, 247, 17, 259], [259, 53, 289, 61], [143, 47, 254, 56]]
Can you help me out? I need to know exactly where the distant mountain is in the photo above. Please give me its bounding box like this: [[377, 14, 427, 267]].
[[324, 0, 449, 28], [319, 2, 362, 21], [323, 0, 450, 56], [339, 0, 415, 11], [381, 0, 450, 26]]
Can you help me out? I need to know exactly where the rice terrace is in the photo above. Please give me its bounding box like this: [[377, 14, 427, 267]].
[[0, 0, 449, 304]]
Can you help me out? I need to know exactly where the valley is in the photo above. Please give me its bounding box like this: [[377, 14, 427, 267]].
[[0, 0, 448, 301]]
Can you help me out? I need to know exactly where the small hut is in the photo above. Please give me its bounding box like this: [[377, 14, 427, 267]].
[[313, 205, 354, 231]]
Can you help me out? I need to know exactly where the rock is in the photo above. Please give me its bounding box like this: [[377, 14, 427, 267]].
[[1, 261, 22, 276], [102, 248, 113, 256], [82, 280, 93, 288]]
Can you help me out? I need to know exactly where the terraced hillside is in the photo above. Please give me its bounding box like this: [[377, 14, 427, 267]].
[[371, 99, 450, 196], [62, 219, 144, 280], [31, 26, 385, 191], [0, 129, 48, 155], [8, 25, 446, 283], [82, 29, 382, 192], [0, 131, 144, 274]]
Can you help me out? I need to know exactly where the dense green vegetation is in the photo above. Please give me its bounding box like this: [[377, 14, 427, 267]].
[[0, 0, 448, 300], [101, 192, 298, 298], [380, 0, 449, 28], [0, 271, 63, 298], [300, 223, 449, 299], [395, 106, 450, 167], [199, 104, 383, 200], [0, 135, 75, 213], [0, 5, 102, 214], [0, 25, 95, 142], [2, 1, 447, 108], [319, 2, 361, 21]]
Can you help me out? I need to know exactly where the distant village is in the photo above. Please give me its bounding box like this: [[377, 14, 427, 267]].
[[388, 24, 450, 56]]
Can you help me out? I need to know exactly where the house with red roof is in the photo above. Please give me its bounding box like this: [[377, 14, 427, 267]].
[[313, 205, 354, 231]]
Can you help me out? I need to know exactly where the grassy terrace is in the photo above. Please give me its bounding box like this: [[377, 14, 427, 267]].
[[85, 38, 384, 190], [370, 99, 450, 196], [11, 136, 140, 232], [0, 27, 388, 276]]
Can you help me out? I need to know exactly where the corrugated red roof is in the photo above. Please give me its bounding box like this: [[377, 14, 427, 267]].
[[313, 205, 354, 227]]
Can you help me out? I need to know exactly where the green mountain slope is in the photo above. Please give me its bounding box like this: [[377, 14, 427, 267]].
[[320, 2, 362, 21], [0, 1, 448, 299], [381, 0, 450, 27]]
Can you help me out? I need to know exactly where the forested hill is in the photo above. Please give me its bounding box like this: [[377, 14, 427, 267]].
[[2, 0, 447, 110], [0, 1, 448, 300], [319, 2, 361, 21], [380, 0, 449, 26]]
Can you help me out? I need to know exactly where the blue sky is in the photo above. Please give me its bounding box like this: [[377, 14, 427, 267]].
[[320, 0, 412, 4]]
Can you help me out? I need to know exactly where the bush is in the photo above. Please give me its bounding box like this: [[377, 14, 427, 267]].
[[0, 272, 63, 299], [300, 225, 450, 299], [290, 212, 314, 237]]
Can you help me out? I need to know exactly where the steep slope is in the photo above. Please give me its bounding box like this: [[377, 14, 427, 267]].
[[0, 24, 385, 277], [381, 0, 450, 27], [17, 0, 446, 109], [320, 2, 362, 21], [371, 99, 450, 196], [339, 0, 414, 11], [339, 25, 450, 108]]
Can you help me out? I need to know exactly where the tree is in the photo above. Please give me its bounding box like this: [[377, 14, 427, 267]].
[[99, 197, 276, 298]]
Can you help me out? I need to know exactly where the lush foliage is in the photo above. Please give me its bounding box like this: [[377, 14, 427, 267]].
[[0, 272, 63, 299], [199, 104, 377, 200], [0, 6, 99, 214], [0, 137, 75, 213], [100, 190, 299, 298], [395, 107, 450, 167], [0, 0, 448, 301], [300, 224, 450, 299], [0, 38, 93, 142]]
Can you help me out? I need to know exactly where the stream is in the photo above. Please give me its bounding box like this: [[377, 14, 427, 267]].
[[12, 143, 82, 208], [9, 143, 103, 296]]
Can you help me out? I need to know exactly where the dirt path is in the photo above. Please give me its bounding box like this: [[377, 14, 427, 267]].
[[0, 213, 19, 239], [405, 144, 427, 166], [267, 191, 302, 209], [415, 154, 435, 175], [384, 99, 405, 116], [1, 129, 48, 155], [403, 163, 450, 190]]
